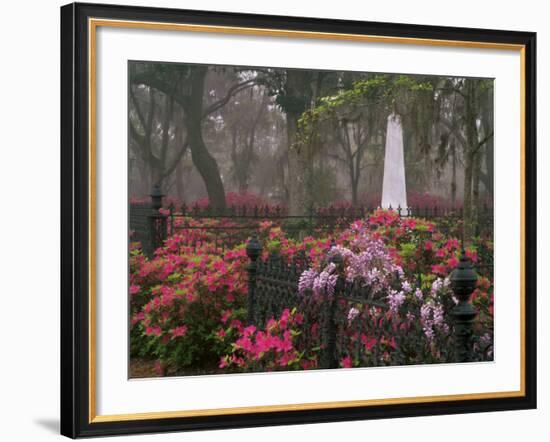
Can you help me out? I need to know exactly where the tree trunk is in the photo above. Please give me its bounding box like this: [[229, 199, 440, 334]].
[[463, 80, 478, 243], [287, 118, 306, 215], [450, 142, 457, 208], [472, 149, 482, 236], [351, 166, 359, 206], [285, 70, 312, 216], [186, 67, 226, 208], [152, 94, 174, 187], [482, 84, 494, 196], [463, 150, 474, 242]]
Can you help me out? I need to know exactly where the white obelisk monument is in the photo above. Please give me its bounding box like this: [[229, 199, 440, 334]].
[[381, 113, 407, 210]]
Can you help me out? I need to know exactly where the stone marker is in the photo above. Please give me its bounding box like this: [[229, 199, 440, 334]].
[[381, 113, 407, 211]]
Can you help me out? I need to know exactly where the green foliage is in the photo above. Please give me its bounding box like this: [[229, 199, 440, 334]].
[[265, 239, 282, 254], [399, 242, 417, 259], [275, 95, 310, 115], [294, 74, 434, 153]]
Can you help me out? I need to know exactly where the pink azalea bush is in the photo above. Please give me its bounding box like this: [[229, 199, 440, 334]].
[[191, 191, 271, 209], [218, 308, 321, 372], [130, 220, 332, 375], [129, 236, 250, 373]]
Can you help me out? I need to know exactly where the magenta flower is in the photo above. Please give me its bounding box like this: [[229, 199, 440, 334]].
[[170, 325, 188, 339], [341, 356, 352, 368], [465, 248, 478, 263], [145, 325, 162, 337], [129, 285, 141, 295], [361, 335, 377, 351], [235, 336, 254, 352], [279, 309, 291, 329], [446, 256, 459, 268]]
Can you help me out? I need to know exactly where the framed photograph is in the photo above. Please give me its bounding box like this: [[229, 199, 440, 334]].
[[60, 2, 537, 438]]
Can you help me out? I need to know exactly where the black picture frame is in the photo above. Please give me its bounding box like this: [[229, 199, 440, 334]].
[[61, 2, 537, 438]]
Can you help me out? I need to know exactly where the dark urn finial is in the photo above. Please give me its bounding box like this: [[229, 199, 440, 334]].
[[246, 234, 262, 261], [449, 249, 479, 363], [450, 249, 478, 301], [150, 184, 165, 211]]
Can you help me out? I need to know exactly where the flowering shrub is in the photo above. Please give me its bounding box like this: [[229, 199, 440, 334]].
[[364, 209, 494, 360], [299, 216, 493, 367], [131, 191, 271, 210], [218, 308, 321, 372], [129, 238, 249, 374], [361, 208, 489, 278], [298, 232, 403, 300], [296, 221, 464, 366], [130, 209, 494, 376], [165, 216, 247, 247]]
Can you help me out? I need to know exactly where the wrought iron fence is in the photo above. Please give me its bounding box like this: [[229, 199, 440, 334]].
[[129, 189, 491, 367], [129, 202, 154, 256], [245, 237, 487, 369], [129, 189, 494, 258]]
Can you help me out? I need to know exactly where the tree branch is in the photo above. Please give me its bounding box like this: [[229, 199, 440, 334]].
[[473, 131, 494, 154], [439, 116, 467, 148], [129, 86, 147, 133], [128, 116, 146, 149], [131, 71, 190, 109], [202, 79, 256, 118]]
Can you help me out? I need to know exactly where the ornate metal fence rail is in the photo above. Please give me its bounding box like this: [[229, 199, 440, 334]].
[[129, 187, 493, 258], [166, 211, 351, 257]]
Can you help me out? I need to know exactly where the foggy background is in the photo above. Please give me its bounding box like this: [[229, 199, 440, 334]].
[[128, 61, 494, 213]]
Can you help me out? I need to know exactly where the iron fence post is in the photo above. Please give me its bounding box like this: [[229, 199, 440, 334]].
[[246, 235, 262, 325], [149, 184, 167, 254], [449, 250, 479, 362], [321, 248, 342, 369]]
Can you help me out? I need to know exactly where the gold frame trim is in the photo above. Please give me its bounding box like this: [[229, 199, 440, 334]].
[[88, 18, 527, 424]]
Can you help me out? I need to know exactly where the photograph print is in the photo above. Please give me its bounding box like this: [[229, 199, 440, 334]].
[[128, 61, 494, 378]]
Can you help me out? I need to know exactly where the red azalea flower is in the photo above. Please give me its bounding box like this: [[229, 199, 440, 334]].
[[129, 284, 141, 295], [341, 356, 352, 368]]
